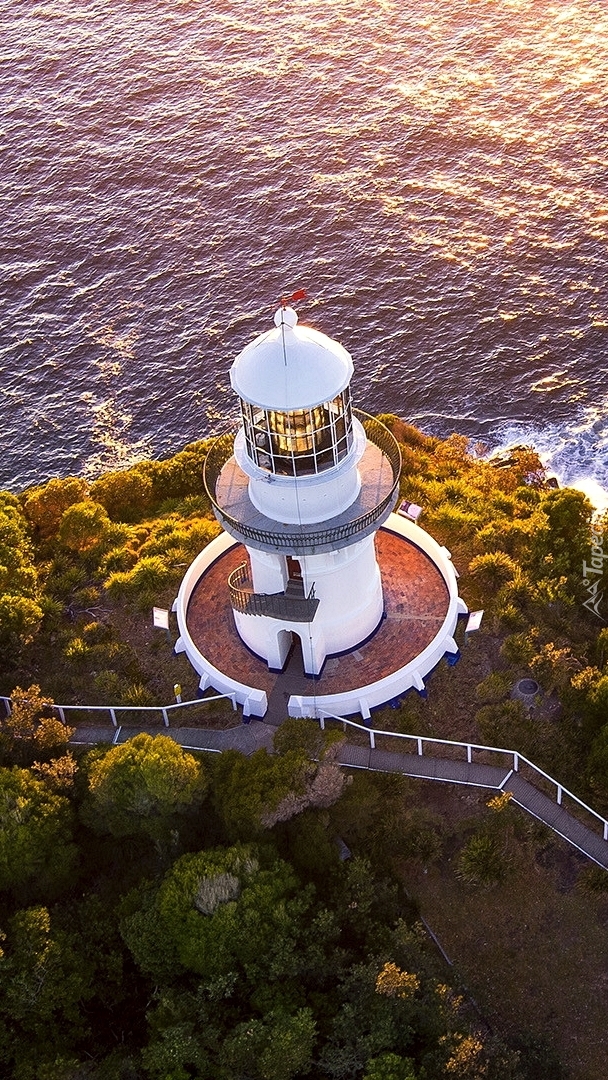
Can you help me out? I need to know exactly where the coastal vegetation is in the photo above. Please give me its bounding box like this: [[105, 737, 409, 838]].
[[0, 424, 607, 1078]]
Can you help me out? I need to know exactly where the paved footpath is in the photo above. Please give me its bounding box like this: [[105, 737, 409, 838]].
[[70, 719, 608, 870]]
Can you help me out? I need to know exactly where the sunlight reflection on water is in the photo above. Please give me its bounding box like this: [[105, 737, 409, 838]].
[[0, 0, 607, 502]]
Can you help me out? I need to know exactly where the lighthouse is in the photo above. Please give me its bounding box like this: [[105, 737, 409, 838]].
[[174, 303, 466, 720], [204, 303, 401, 676]]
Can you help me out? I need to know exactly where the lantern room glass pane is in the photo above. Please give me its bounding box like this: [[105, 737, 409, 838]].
[[239, 389, 353, 476]]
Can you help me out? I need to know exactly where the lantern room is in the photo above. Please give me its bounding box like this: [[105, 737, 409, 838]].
[[240, 389, 353, 477]]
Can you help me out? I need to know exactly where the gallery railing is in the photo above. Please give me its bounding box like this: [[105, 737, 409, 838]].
[[228, 562, 320, 622], [202, 410, 402, 552]]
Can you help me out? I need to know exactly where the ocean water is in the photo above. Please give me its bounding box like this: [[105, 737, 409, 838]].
[[1, 0, 608, 505]]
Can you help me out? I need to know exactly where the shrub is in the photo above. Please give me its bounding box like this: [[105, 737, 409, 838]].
[[58, 501, 111, 552], [122, 683, 156, 708], [90, 468, 154, 522], [475, 672, 512, 704], [475, 700, 534, 752], [469, 551, 519, 590], [455, 833, 511, 887], [23, 476, 88, 539], [93, 670, 123, 701]]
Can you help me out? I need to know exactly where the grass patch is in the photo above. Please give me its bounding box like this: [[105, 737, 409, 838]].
[[396, 782, 608, 1080]]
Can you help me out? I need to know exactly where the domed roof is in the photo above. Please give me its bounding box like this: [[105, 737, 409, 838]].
[[230, 307, 353, 411]]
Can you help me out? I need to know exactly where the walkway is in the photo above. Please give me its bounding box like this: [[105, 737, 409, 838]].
[[68, 719, 608, 870], [338, 743, 608, 870]]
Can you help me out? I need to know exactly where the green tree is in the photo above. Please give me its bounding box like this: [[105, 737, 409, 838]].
[[122, 844, 315, 998], [0, 594, 43, 650], [318, 958, 421, 1079], [0, 767, 76, 900], [58, 500, 111, 552], [22, 476, 88, 540], [0, 494, 42, 653], [530, 488, 592, 580], [0, 684, 74, 767], [82, 733, 208, 844], [0, 906, 93, 1075], [211, 747, 344, 841], [363, 1053, 417, 1080], [219, 1008, 316, 1080], [90, 468, 154, 522]]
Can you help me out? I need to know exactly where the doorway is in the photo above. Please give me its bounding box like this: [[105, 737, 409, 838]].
[[286, 556, 302, 581]]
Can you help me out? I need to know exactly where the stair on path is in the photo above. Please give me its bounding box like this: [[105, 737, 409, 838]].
[[505, 772, 608, 869], [337, 744, 608, 869]]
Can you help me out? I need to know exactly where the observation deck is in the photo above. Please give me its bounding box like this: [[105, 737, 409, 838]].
[[203, 410, 401, 555]]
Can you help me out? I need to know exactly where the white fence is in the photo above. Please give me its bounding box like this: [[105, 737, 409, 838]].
[[0, 693, 237, 729], [318, 711, 608, 843], [2, 692, 606, 846]]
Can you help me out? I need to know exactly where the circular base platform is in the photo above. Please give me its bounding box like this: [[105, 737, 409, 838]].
[[174, 514, 467, 720]]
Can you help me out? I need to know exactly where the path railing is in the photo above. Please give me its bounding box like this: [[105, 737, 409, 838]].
[[318, 711, 608, 843], [2, 691, 606, 848], [0, 693, 237, 730]]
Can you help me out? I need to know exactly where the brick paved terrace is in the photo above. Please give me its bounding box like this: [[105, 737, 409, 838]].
[[186, 527, 449, 701]]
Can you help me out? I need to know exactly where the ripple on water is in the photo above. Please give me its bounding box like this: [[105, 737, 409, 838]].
[[1, 0, 608, 493]]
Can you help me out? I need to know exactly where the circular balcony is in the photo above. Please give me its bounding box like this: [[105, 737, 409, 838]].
[[203, 411, 402, 555]]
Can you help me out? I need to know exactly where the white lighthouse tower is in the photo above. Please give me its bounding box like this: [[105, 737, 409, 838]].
[[174, 302, 466, 720], [206, 303, 401, 676]]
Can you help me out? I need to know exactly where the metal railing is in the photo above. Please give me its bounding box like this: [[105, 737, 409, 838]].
[[0, 693, 237, 730], [202, 410, 402, 553], [2, 691, 606, 853], [227, 562, 320, 622], [317, 712, 608, 844]]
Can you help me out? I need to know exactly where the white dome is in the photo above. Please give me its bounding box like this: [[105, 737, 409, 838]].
[[230, 307, 353, 410]]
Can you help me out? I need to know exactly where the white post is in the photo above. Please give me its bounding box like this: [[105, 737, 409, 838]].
[[319, 715, 325, 730], [557, 785, 562, 806], [417, 737, 423, 756], [513, 752, 519, 772], [58, 706, 66, 725], [604, 821, 608, 841], [109, 708, 117, 728], [467, 744, 472, 763], [370, 729, 375, 750], [230, 694, 237, 711], [162, 708, 169, 727]]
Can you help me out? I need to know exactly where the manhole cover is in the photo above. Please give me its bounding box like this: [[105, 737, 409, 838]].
[[518, 678, 540, 696]]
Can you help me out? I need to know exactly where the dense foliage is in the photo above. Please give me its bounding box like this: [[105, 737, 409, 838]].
[[0, 711, 534, 1080], [0, 423, 605, 1077]]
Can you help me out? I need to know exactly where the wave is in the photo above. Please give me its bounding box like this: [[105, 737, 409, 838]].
[[492, 407, 608, 512]]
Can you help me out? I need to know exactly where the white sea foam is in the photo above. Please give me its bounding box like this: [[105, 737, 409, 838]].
[[493, 406, 608, 513]]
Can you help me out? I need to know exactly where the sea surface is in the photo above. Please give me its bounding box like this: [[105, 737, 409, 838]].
[[2, 0, 608, 506]]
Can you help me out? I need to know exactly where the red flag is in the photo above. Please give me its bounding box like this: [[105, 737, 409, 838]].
[[280, 288, 307, 307]]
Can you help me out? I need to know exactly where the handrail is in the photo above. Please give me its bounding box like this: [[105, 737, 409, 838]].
[[227, 563, 319, 622], [202, 410, 402, 553], [317, 711, 608, 842], [0, 693, 237, 730], [4, 689, 605, 845]]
